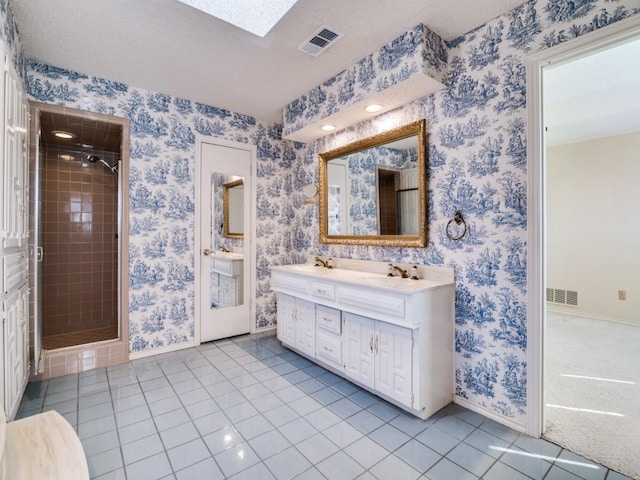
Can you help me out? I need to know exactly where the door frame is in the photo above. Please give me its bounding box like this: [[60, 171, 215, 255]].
[[525, 14, 640, 437], [194, 135, 257, 345]]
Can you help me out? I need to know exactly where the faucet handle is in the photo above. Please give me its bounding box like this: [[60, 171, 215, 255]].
[[387, 263, 394, 277]]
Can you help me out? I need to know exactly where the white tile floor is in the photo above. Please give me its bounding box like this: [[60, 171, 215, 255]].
[[17, 333, 632, 480]]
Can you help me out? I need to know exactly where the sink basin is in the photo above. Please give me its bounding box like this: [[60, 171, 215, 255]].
[[281, 264, 362, 278], [354, 275, 443, 291], [211, 251, 243, 260]]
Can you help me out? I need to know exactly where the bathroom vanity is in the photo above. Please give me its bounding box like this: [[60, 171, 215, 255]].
[[271, 258, 454, 419], [209, 251, 243, 308]]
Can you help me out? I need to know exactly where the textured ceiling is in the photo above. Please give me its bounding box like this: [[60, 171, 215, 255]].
[[544, 37, 640, 146], [13, 0, 530, 123], [40, 111, 122, 153]]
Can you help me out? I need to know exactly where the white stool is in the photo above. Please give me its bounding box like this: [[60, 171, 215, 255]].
[[0, 406, 89, 479]]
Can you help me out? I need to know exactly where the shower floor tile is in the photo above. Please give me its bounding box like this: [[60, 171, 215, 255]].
[[43, 326, 119, 350]]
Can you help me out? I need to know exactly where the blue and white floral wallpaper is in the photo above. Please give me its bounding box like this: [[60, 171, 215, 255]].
[[4, 0, 640, 426], [24, 63, 293, 353], [287, 0, 640, 425]]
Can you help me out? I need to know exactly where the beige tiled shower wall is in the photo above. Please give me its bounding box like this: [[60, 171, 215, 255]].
[[42, 146, 119, 336]]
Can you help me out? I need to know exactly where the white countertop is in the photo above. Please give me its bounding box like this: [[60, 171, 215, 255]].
[[271, 263, 453, 294]]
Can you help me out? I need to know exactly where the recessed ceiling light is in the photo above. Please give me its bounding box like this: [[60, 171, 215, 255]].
[[175, 0, 299, 37], [52, 130, 76, 139], [365, 104, 382, 113], [321, 124, 336, 132]]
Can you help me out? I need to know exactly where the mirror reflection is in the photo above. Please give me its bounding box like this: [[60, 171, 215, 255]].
[[211, 174, 244, 309], [223, 179, 244, 238], [319, 120, 427, 247]]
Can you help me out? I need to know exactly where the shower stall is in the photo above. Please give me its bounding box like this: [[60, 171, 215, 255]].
[[28, 103, 129, 377]]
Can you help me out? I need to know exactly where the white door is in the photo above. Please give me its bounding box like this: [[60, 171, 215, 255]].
[[295, 298, 316, 357], [327, 160, 349, 234], [343, 313, 375, 388], [199, 141, 252, 342], [375, 322, 413, 406], [276, 293, 296, 346]]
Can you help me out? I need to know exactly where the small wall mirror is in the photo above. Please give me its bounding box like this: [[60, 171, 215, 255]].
[[319, 119, 427, 247], [223, 179, 244, 238]]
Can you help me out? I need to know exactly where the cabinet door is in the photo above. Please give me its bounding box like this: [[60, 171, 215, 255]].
[[276, 293, 296, 346], [295, 298, 316, 357], [375, 322, 413, 406], [2, 68, 28, 249], [343, 313, 375, 389], [3, 285, 27, 416], [219, 275, 237, 307]]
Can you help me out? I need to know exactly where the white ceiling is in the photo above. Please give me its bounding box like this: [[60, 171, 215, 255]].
[[544, 37, 640, 146], [12, 0, 530, 123]]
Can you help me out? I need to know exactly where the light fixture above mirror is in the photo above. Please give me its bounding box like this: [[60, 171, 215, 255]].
[[319, 119, 428, 247]]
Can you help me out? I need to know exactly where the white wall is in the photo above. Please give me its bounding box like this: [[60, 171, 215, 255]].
[[547, 132, 640, 323]]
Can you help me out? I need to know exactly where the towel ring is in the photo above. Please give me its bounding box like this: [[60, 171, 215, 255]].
[[446, 210, 467, 240]]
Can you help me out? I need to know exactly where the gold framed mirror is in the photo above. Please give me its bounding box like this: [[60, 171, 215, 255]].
[[319, 119, 427, 247], [223, 179, 244, 238]]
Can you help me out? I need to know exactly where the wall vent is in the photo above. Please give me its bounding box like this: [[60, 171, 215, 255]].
[[547, 288, 579, 307], [298, 25, 343, 57]]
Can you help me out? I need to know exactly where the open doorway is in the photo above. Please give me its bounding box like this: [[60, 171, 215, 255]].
[[532, 25, 640, 478], [29, 103, 130, 371]]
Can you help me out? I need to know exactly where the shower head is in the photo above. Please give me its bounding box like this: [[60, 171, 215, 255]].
[[86, 155, 118, 174]]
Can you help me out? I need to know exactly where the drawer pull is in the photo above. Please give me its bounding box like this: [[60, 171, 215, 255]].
[[316, 288, 327, 294], [322, 316, 331, 322], [323, 345, 333, 353]]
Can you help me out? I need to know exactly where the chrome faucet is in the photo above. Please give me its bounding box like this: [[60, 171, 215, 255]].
[[220, 245, 231, 253], [387, 263, 409, 278], [315, 256, 333, 269]]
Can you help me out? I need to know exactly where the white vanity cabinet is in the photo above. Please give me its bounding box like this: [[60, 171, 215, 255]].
[[272, 262, 454, 419], [210, 253, 243, 308], [276, 294, 316, 358], [343, 313, 413, 407]]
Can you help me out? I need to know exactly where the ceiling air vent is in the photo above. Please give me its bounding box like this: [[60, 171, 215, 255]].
[[298, 25, 343, 57]]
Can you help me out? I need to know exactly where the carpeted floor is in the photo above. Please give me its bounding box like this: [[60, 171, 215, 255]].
[[544, 311, 640, 479]]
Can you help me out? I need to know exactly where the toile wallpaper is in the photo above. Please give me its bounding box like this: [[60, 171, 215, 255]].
[[2, 0, 639, 426], [286, 0, 640, 425]]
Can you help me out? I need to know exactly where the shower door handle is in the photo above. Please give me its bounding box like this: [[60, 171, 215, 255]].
[[35, 246, 44, 262]]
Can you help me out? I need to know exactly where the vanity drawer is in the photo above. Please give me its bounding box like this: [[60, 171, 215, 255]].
[[316, 305, 341, 335], [311, 282, 335, 301], [338, 286, 405, 319], [271, 270, 311, 296], [316, 331, 342, 369]]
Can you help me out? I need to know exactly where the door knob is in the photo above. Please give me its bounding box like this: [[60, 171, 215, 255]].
[[203, 248, 212, 256]]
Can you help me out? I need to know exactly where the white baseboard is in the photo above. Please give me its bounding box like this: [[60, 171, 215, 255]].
[[129, 341, 196, 360], [253, 326, 276, 335], [547, 306, 640, 326], [453, 396, 527, 434]]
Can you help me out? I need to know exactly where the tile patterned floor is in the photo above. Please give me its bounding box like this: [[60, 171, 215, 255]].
[[17, 333, 632, 480]]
